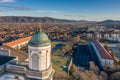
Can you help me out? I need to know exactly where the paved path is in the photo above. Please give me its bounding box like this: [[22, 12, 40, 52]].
[[51, 43, 64, 54]]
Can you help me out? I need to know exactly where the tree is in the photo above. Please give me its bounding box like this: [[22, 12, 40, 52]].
[[109, 72, 120, 80], [104, 45, 109, 52], [110, 50, 115, 58]]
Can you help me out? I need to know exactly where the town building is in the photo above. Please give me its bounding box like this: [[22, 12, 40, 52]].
[[88, 40, 114, 67], [4, 36, 32, 49]]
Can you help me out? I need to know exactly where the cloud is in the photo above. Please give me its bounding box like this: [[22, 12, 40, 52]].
[[0, 4, 32, 11], [0, 10, 3, 12], [78, 16, 86, 18], [0, 0, 15, 3], [64, 15, 74, 17], [36, 10, 62, 14], [64, 15, 87, 18]]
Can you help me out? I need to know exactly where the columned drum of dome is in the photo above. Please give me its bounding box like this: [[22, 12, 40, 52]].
[[28, 23, 54, 80]]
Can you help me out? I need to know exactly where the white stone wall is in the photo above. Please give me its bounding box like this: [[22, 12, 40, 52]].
[[0, 49, 10, 56], [102, 59, 114, 66], [11, 41, 29, 49], [28, 45, 51, 71], [0, 73, 25, 80]]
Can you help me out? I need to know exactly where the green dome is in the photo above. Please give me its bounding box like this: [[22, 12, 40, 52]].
[[28, 32, 51, 47]]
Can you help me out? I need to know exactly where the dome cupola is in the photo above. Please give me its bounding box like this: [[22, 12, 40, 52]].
[[28, 23, 51, 47]]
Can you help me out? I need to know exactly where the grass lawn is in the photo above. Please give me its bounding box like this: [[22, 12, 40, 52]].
[[51, 42, 68, 79], [52, 55, 68, 79], [51, 41, 62, 48]]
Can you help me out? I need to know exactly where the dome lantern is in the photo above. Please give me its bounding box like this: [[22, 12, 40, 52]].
[[39, 23, 42, 33], [28, 23, 51, 47]]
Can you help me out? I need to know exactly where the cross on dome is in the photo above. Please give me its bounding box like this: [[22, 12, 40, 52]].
[[39, 23, 42, 32]]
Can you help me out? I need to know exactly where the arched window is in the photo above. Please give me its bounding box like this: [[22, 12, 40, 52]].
[[46, 50, 48, 53], [39, 51, 41, 54], [32, 54, 39, 70], [29, 50, 31, 53]]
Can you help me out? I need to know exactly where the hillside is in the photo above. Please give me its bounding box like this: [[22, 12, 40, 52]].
[[1, 16, 120, 24], [0, 16, 92, 23], [97, 20, 120, 24]]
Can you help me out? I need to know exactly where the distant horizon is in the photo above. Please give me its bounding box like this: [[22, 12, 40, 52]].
[[0, 15, 120, 22], [0, 0, 120, 21]]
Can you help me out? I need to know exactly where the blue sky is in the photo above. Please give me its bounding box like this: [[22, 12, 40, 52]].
[[0, 0, 120, 21]]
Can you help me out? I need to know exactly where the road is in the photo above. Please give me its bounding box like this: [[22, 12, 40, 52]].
[[51, 43, 64, 54]]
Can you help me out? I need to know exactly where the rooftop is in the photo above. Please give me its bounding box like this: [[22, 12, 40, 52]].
[[0, 55, 15, 66], [0, 45, 28, 60], [28, 32, 51, 47], [4, 36, 32, 47], [93, 40, 113, 60], [28, 23, 51, 47]]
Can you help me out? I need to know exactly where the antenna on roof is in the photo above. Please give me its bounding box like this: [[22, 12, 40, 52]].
[[39, 23, 42, 32]]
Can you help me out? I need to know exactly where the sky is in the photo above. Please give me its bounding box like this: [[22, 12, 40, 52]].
[[0, 0, 120, 21]]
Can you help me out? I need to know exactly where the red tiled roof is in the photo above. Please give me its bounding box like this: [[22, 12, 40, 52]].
[[4, 36, 32, 47], [93, 40, 113, 60]]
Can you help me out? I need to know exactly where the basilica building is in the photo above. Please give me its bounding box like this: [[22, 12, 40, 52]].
[[0, 23, 55, 80]]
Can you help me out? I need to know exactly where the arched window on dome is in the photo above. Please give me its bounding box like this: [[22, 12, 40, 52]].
[[39, 51, 41, 54], [32, 54, 39, 70], [46, 50, 48, 53], [29, 50, 31, 53]]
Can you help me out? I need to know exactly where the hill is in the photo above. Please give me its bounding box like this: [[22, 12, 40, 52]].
[[97, 20, 120, 24], [0, 16, 93, 23]]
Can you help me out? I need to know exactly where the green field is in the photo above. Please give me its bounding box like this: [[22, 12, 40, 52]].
[[51, 42, 68, 80]]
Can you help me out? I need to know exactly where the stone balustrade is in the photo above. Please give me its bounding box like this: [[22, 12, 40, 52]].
[[5, 63, 53, 79]]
